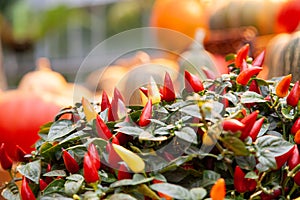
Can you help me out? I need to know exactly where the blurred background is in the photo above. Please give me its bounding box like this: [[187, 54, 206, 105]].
[[0, 0, 300, 191]]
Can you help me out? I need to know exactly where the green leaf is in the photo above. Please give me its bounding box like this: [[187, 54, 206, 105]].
[[221, 135, 249, 156], [223, 92, 238, 105], [108, 193, 137, 200], [59, 130, 88, 144], [281, 104, 294, 120], [257, 122, 270, 138], [110, 174, 153, 188], [245, 171, 259, 179], [225, 53, 236, 61], [17, 160, 41, 184], [64, 174, 84, 196], [201, 170, 221, 187], [43, 170, 67, 177], [175, 127, 197, 144], [150, 183, 191, 200], [190, 187, 207, 200], [240, 91, 266, 104], [255, 135, 294, 171], [1, 182, 20, 200], [115, 126, 144, 136], [43, 179, 66, 196], [179, 105, 201, 118], [235, 155, 256, 170], [47, 120, 77, 141], [139, 131, 168, 141]]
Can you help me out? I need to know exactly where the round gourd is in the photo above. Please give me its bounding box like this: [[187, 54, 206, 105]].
[[0, 90, 61, 160]]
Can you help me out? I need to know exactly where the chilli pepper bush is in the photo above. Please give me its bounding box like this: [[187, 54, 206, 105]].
[[1, 45, 300, 200]]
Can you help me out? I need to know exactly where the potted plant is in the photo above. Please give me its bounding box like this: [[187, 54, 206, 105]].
[[0, 45, 299, 200]]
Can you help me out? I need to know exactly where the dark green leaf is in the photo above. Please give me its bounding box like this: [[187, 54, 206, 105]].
[[245, 171, 258, 179], [99, 171, 117, 183], [179, 105, 201, 118], [221, 135, 249, 156], [110, 174, 153, 188], [115, 126, 144, 136], [59, 130, 88, 144], [17, 160, 41, 184], [281, 104, 294, 120], [108, 193, 137, 200], [1, 182, 20, 200], [43, 179, 66, 196], [64, 174, 84, 196], [44, 170, 67, 177], [48, 120, 77, 141], [257, 122, 270, 138], [235, 155, 256, 170], [175, 127, 197, 144], [190, 187, 207, 200], [240, 91, 266, 104], [201, 170, 221, 187], [255, 135, 294, 171], [150, 183, 191, 200], [223, 92, 238, 105]]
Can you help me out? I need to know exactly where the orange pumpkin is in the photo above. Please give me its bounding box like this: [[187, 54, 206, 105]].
[[0, 90, 61, 160], [149, 0, 208, 53]]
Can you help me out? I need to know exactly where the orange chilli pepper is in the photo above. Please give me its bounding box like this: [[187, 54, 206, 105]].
[[276, 74, 292, 98], [235, 44, 250, 68], [294, 129, 300, 144], [210, 178, 226, 200], [236, 67, 262, 86]]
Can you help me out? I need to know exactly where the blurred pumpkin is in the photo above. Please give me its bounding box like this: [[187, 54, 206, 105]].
[[18, 57, 93, 106], [275, 0, 300, 33], [0, 90, 61, 161], [149, 0, 208, 53], [209, 0, 283, 35], [265, 31, 300, 81]]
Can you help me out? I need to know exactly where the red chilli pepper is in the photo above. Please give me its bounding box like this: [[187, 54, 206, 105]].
[[62, 149, 79, 174], [275, 145, 294, 169], [161, 72, 176, 102], [236, 66, 262, 86], [117, 163, 132, 180], [252, 50, 266, 67], [222, 119, 245, 133], [139, 99, 152, 127], [21, 176, 36, 200], [294, 171, 300, 185], [260, 188, 281, 200], [184, 71, 205, 93], [106, 141, 122, 168], [39, 179, 48, 191], [0, 143, 12, 170], [249, 80, 260, 94], [287, 81, 300, 107], [234, 166, 248, 193], [101, 90, 111, 112], [288, 145, 300, 170], [241, 59, 248, 72], [291, 117, 300, 135], [96, 115, 113, 140], [276, 74, 292, 98], [240, 111, 259, 140], [139, 87, 149, 97], [16, 145, 27, 162], [210, 178, 226, 200], [83, 152, 99, 183], [249, 117, 265, 141], [235, 44, 250, 68], [88, 143, 101, 170]]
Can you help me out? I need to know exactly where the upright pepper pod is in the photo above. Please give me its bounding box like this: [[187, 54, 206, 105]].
[[240, 111, 259, 140], [62, 149, 79, 174], [249, 117, 265, 141], [15, 144, 27, 162], [139, 99, 152, 127], [235, 44, 250, 68], [210, 178, 226, 200], [249, 80, 260, 94], [21, 176, 36, 200], [88, 143, 101, 170], [294, 129, 300, 144], [96, 115, 113, 140], [236, 66, 262, 86], [275, 74, 292, 98], [234, 166, 247, 193], [161, 72, 176, 102], [201, 66, 216, 79], [184, 71, 205, 93], [287, 81, 300, 107], [288, 145, 300, 170], [291, 117, 300, 135], [83, 152, 99, 184], [39, 179, 48, 191], [275, 145, 294, 169], [0, 143, 12, 170], [100, 90, 111, 112], [241, 59, 248, 72], [106, 140, 122, 168], [139, 87, 149, 97], [252, 50, 266, 67], [222, 119, 245, 133], [81, 97, 97, 122]]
